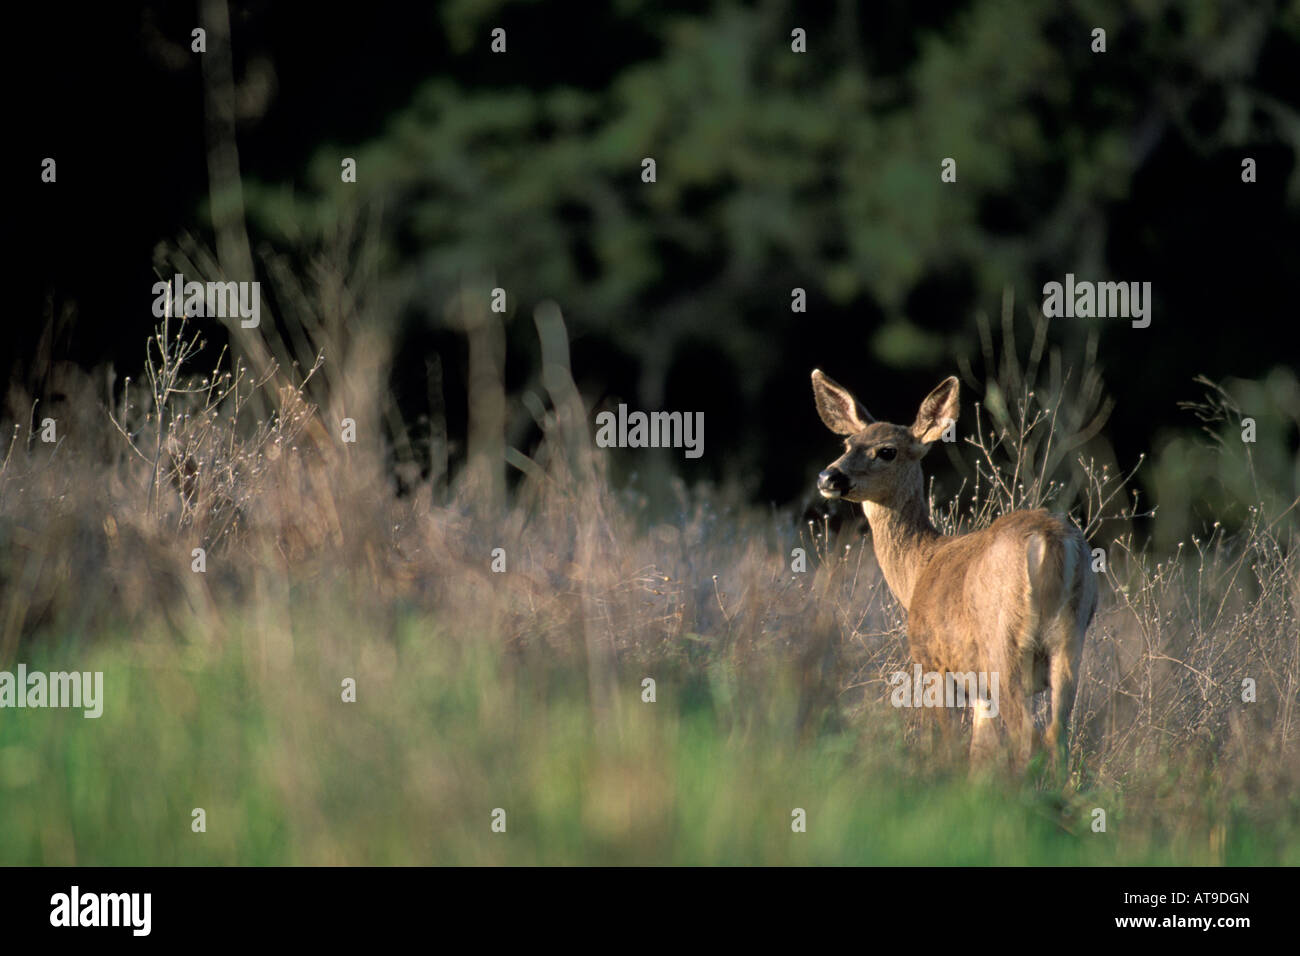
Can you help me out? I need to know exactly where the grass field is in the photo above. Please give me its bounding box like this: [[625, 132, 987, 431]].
[[2, 606, 1294, 865], [1, 309, 1296, 865]]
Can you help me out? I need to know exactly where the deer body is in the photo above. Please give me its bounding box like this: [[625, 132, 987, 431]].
[[811, 370, 1097, 764]]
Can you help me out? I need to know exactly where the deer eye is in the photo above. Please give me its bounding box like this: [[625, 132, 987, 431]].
[[876, 446, 897, 461]]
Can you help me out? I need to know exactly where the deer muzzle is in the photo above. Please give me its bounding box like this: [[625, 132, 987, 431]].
[[817, 468, 850, 498]]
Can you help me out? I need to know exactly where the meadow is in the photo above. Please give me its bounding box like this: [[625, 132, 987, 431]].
[[1, 302, 1296, 866]]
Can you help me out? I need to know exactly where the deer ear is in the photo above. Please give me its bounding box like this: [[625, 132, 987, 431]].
[[912, 376, 959, 444], [811, 369, 873, 435]]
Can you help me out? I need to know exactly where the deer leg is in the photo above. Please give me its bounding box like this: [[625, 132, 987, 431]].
[[936, 698, 964, 760], [1045, 627, 1083, 772], [997, 646, 1038, 769], [919, 701, 956, 757], [1002, 698, 1034, 768], [969, 696, 999, 764]]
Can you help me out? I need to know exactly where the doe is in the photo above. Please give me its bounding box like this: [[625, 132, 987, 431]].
[[811, 370, 1097, 766]]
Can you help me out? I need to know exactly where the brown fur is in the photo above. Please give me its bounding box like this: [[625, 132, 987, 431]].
[[812, 370, 1098, 766]]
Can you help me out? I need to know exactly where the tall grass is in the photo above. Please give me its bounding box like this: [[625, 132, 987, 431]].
[[0, 280, 1296, 864]]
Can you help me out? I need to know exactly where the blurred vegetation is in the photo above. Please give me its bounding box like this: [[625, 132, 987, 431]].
[[0, 298, 1295, 864], [6, 0, 1300, 865], [4, 616, 1294, 865], [229, 0, 1300, 544]]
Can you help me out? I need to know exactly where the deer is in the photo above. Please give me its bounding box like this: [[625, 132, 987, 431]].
[[811, 370, 1097, 768]]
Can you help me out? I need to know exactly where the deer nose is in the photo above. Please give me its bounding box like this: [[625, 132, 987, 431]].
[[818, 468, 849, 497]]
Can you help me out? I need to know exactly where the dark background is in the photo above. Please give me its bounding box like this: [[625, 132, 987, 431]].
[[10, 0, 1300, 547]]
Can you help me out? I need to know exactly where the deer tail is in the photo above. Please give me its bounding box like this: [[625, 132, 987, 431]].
[[1026, 531, 1072, 624]]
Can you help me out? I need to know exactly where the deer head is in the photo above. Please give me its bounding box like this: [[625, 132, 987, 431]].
[[811, 370, 959, 506]]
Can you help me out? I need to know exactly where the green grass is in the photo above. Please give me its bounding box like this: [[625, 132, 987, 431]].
[[2, 311, 1296, 866], [4, 610, 1293, 866]]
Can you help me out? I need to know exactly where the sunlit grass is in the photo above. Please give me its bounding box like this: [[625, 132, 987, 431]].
[[3, 606, 1294, 865]]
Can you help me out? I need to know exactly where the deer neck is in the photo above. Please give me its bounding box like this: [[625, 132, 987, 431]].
[[862, 475, 941, 612]]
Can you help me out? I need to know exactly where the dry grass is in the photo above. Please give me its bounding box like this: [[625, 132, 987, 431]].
[[0, 279, 1296, 864]]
